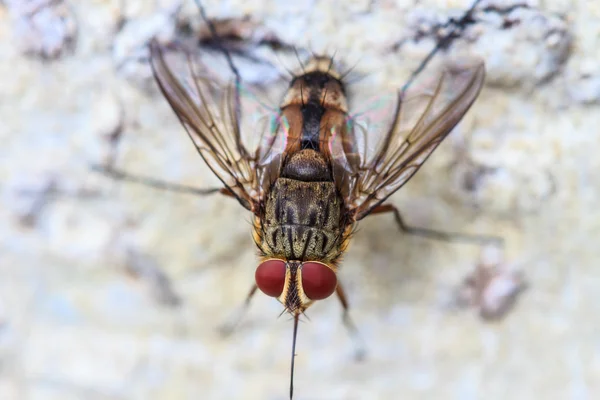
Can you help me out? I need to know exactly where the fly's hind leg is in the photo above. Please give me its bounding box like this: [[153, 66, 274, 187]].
[[369, 204, 504, 248], [335, 283, 366, 361], [218, 284, 258, 336]]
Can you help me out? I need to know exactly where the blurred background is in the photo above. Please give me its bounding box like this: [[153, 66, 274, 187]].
[[1, 0, 599, 399]]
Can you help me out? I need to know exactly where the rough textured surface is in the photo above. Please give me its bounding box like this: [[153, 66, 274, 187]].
[[1, 0, 599, 399]]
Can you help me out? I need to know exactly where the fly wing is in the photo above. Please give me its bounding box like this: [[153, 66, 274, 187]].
[[150, 40, 275, 211], [345, 62, 485, 220]]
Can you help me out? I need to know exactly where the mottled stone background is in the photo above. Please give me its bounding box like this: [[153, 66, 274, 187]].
[[1, 0, 599, 399]]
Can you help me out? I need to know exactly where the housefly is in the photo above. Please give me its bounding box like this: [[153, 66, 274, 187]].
[[97, 0, 500, 397]]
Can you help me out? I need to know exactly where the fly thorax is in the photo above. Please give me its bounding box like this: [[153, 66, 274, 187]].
[[261, 153, 345, 262]]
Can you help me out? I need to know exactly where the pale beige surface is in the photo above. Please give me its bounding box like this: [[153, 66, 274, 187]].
[[1, 0, 599, 399]]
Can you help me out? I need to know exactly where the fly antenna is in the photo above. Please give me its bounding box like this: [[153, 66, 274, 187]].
[[289, 313, 300, 399], [400, 0, 483, 96]]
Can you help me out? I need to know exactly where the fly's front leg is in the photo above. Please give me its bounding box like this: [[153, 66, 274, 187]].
[[335, 283, 366, 361], [368, 204, 504, 247], [218, 284, 258, 336]]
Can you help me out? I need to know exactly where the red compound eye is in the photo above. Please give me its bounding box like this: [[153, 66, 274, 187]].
[[255, 259, 286, 297], [301, 262, 337, 300]]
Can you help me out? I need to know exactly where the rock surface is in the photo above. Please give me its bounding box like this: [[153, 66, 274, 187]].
[[1, 0, 599, 399]]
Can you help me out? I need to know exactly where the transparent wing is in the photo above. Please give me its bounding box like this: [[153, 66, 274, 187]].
[[331, 62, 485, 220], [149, 40, 281, 211]]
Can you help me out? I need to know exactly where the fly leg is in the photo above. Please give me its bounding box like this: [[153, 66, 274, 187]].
[[91, 164, 230, 197], [335, 283, 366, 361], [218, 284, 258, 336], [368, 204, 504, 247]]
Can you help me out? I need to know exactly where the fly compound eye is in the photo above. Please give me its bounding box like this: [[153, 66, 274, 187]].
[[301, 262, 337, 300], [255, 259, 286, 297]]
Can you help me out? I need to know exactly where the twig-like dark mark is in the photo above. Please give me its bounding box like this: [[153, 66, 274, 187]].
[[17, 181, 102, 227], [103, 103, 125, 169], [193, 1, 242, 83], [400, 0, 484, 95], [482, 3, 531, 30], [175, 11, 297, 83], [12, 0, 78, 60], [481, 3, 530, 15], [125, 249, 181, 307], [447, 137, 498, 194], [17, 180, 57, 227], [180, 12, 294, 52], [453, 251, 527, 321], [394, 1, 533, 53]]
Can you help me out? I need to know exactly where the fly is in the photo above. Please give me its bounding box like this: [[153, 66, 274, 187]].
[[95, 0, 503, 398]]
